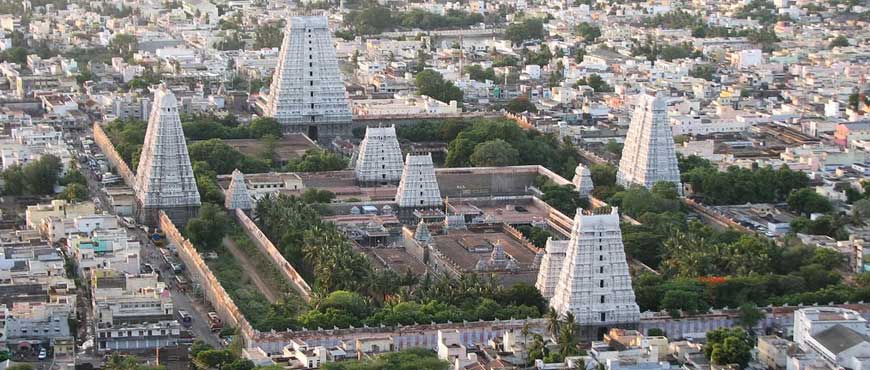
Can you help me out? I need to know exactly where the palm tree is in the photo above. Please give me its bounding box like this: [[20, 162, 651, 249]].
[[545, 307, 560, 340], [559, 311, 578, 357], [521, 322, 531, 358]]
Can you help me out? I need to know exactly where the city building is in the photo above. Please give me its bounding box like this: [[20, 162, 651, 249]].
[[789, 307, 870, 370], [546, 207, 640, 336], [355, 125, 404, 185], [134, 86, 201, 226], [91, 270, 180, 351], [262, 15, 353, 141], [617, 92, 682, 194]]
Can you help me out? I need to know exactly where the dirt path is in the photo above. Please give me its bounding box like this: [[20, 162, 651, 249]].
[[222, 237, 282, 303]]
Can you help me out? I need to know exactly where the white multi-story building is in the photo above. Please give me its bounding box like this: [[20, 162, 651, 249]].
[[68, 228, 141, 277], [790, 307, 870, 370], [617, 92, 682, 194], [92, 271, 179, 351], [546, 207, 640, 330], [262, 15, 353, 141]]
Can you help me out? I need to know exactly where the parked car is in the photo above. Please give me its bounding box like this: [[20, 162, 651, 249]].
[[38, 348, 47, 360]]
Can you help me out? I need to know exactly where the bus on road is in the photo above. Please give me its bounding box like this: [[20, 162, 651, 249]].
[[177, 310, 192, 328]]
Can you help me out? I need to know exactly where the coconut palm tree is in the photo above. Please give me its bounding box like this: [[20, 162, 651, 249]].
[[545, 307, 560, 339]]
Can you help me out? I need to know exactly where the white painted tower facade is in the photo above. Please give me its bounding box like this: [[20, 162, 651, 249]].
[[616, 92, 682, 193], [225, 169, 254, 211], [263, 15, 352, 141], [572, 163, 594, 198], [395, 153, 442, 208], [547, 207, 640, 327], [134, 86, 201, 226], [355, 125, 404, 184]]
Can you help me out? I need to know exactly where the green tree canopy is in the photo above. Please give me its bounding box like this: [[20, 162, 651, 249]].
[[185, 203, 231, 251], [469, 139, 520, 167], [249, 117, 283, 139], [504, 18, 544, 45], [505, 96, 538, 113], [415, 70, 463, 105], [787, 188, 833, 216], [705, 328, 752, 369]]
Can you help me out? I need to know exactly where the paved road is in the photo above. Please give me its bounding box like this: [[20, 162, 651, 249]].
[[75, 132, 222, 350], [136, 229, 222, 348]]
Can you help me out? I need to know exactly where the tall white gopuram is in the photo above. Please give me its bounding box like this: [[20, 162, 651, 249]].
[[134, 86, 201, 226], [355, 125, 404, 185], [616, 92, 682, 193], [263, 14, 352, 141], [547, 207, 640, 329], [225, 169, 254, 211], [572, 163, 594, 198], [395, 153, 442, 208], [535, 238, 569, 300]]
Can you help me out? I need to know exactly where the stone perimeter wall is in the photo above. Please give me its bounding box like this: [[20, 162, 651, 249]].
[[92, 122, 136, 188], [159, 211, 257, 344], [234, 209, 313, 301]]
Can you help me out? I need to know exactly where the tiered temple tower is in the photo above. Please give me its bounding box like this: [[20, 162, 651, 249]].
[[395, 153, 442, 209], [572, 163, 594, 198], [134, 86, 201, 226], [225, 169, 254, 211], [263, 15, 352, 141], [546, 207, 640, 337], [616, 92, 682, 193], [535, 237, 569, 299], [355, 125, 404, 185]]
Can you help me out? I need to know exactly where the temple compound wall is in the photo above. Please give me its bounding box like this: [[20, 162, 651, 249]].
[[234, 209, 312, 301], [159, 211, 257, 344], [93, 122, 135, 188]]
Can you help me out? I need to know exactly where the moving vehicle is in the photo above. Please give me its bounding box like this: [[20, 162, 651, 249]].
[[207, 312, 223, 332], [178, 310, 192, 328]]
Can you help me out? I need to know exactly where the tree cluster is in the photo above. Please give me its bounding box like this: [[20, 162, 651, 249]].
[[573, 74, 613, 92], [1, 154, 63, 196], [505, 96, 538, 114], [516, 225, 552, 248], [631, 38, 702, 62], [535, 176, 589, 217], [415, 70, 463, 105], [185, 203, 231, 251], [465, 64, 497, 82], [574, 22, 601, 42], [446, 119, 583, 179], [705, 328, 753, 369], [504, 18, 545, 45], [680, 155, 809, 205], [284, 148, 348, 172]]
